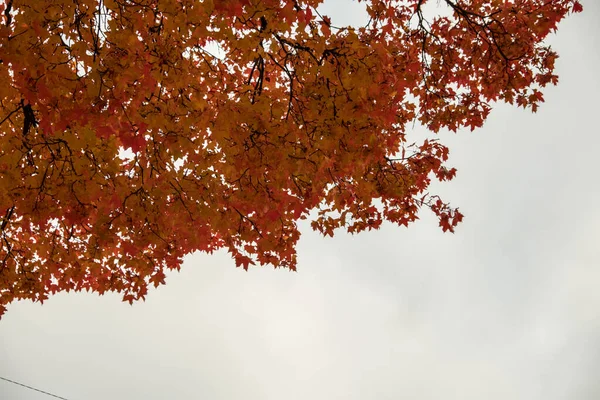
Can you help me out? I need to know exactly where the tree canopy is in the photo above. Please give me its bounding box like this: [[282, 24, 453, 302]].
[[0, 0, 582, 316]]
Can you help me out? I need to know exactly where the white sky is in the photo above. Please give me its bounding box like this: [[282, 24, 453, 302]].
[[2, 1, 599, 399]]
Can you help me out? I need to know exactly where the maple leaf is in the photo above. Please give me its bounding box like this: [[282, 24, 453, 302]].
[[0, 0, 582, 317]]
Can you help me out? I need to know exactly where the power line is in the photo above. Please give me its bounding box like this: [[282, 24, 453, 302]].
[[0, 376, 70, 400]]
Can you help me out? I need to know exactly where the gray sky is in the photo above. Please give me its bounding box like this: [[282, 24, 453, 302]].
[[2, 1, 599, 399]]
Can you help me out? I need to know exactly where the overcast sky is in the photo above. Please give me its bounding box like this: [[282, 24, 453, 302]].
[[2, 1, 599, 399]]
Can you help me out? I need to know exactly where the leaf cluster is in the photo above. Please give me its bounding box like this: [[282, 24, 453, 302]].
[[0, 0, 582, 316]]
